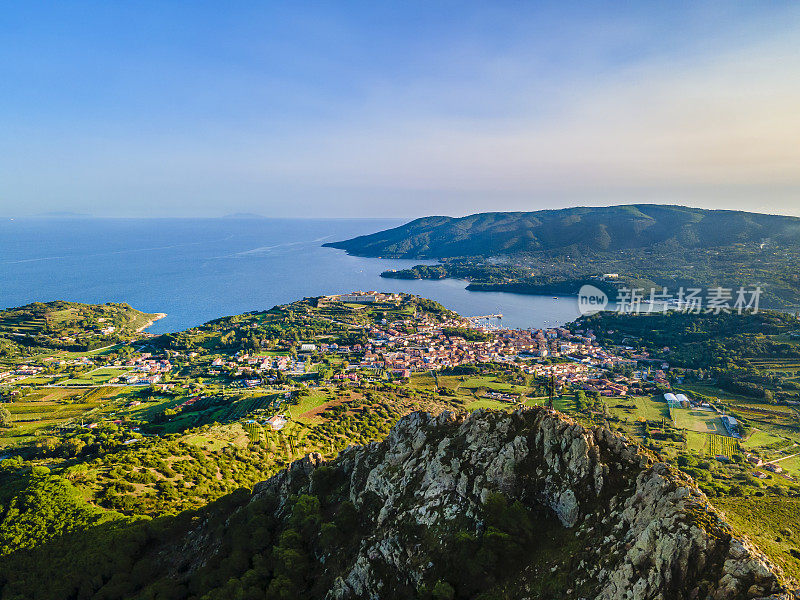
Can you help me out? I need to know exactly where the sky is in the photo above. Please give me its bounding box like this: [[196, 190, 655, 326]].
[[1, 1, 800, 219]]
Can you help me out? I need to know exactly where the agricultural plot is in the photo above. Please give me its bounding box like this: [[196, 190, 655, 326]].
[[742, 429, 789, 449], [706, 433, 738, 457], [772, 455, 800, 477], [685, 431, 707, 453], [734, 405, 799, 430], [606, 396, 669, 423], [242, 422, 263, 443], [0, 387, 125, 447], [18, 375, 59, 385], [748, 358, 800, 373], [291, 392, 335, 424], [61, 367, 133, 386], [459, 376, 528, 395], [672, 409, 727, 434]]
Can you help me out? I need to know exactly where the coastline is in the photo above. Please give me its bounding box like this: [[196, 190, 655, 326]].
[[138, 312, 167, 333]]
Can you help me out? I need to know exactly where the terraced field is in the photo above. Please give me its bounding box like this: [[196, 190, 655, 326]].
[[0, 386, 129, 447]]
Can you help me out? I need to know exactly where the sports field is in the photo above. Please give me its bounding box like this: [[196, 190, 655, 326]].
[[672, 408, 727, 434]]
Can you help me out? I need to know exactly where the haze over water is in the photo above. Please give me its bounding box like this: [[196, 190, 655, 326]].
[[0, 218, 580, 333]]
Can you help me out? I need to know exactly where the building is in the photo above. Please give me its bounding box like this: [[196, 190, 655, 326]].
[[266, 415, 287, 431], [337, 293, 377, 303], [720, 415, 739, 437]]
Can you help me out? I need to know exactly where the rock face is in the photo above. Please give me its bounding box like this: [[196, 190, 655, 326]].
[[248, 408, 789, 600]]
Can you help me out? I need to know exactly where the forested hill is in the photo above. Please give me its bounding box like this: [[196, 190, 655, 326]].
[[323, 204, 800, 258], [0, 409, 788, 599]]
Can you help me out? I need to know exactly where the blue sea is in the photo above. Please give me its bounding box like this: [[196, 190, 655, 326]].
[[0, 218, 580, 333]]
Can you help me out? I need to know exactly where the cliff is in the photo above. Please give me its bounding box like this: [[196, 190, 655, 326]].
[[164, 407, 789, 599]]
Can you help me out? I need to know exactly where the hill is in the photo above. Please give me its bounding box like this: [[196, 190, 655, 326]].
[[0, 408, 789, 599], [0, 301, 163, 357], [326, 205, 800, 309], [324, 205, 800, 258]]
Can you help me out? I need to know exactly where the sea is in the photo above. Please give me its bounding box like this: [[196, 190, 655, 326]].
[[0, 218, 581, 334]]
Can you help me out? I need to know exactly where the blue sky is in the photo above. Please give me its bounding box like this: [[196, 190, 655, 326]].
[[2, 1, 799, 218]]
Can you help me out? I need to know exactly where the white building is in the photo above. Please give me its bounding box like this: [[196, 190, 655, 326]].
[[338, 293, 377, 303]]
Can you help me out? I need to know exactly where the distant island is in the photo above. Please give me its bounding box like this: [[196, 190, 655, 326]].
[[325, 204, 800, 310]]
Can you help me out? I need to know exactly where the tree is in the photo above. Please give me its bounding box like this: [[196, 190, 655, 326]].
[[432, 580, 456, 600], [0, 406, 11, 428]]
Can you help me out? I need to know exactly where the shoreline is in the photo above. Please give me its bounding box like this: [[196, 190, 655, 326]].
[[138, 312, 167, 333]]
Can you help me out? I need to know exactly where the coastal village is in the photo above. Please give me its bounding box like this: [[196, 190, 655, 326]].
[[219, 292, 661, 400], [0, 293, 760, 458], [4, 293, 800, 587], [1, 292, 668, 402]]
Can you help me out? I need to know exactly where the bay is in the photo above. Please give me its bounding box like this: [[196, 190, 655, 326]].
[[0, 218, 580, 333]]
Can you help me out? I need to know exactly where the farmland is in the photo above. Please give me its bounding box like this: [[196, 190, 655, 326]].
[[707, 433, 738, 457]]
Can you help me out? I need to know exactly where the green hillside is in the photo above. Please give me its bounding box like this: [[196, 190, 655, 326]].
[[324, 204, 800, 258]]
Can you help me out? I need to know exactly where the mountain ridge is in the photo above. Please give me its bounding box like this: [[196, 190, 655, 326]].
[[6, 407, 785, 599], [323, 204, 800, 258]]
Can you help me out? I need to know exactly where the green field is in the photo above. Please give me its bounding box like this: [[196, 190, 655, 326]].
[[61, 367, 133, 386], [459, 376, 528, 394], [685, 431, 707, 453], [673, 408, 727, 434], [605, 396, 669, 423], [773, 455, 800, 477], [287, 391, 335, 423], [742, 428, 788, 449]]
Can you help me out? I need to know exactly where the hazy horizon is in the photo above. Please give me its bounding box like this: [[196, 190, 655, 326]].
[[2, 2, 800, 218], [7, 201, 800, 222]]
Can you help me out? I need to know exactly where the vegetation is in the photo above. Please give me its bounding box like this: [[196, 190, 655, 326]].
[[328, 205, 800, 310], [0, 301, 159, 355], [4, 293, 800, 594], [579, 310, 800, 402]]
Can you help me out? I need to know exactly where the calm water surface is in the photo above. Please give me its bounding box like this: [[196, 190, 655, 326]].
[[0, 218, 580, 333]]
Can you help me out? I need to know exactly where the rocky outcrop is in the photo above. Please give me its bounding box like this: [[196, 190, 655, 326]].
[[248, 407, 789, 600]]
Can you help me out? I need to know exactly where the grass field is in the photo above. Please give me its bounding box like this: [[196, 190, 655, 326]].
[[742, 429, 788, 449], [680, 383, 760, 405], [773, 454, 800, 477], [61, 367, 133, 386], [18, 375, 59, 385], [289, 391, 335, 424], [522, 394, 576, 412], [673, 408, 727, 434], [605, 396, 669, 423], [459, 376, 529, 395], [685, 431, 707, 452]]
